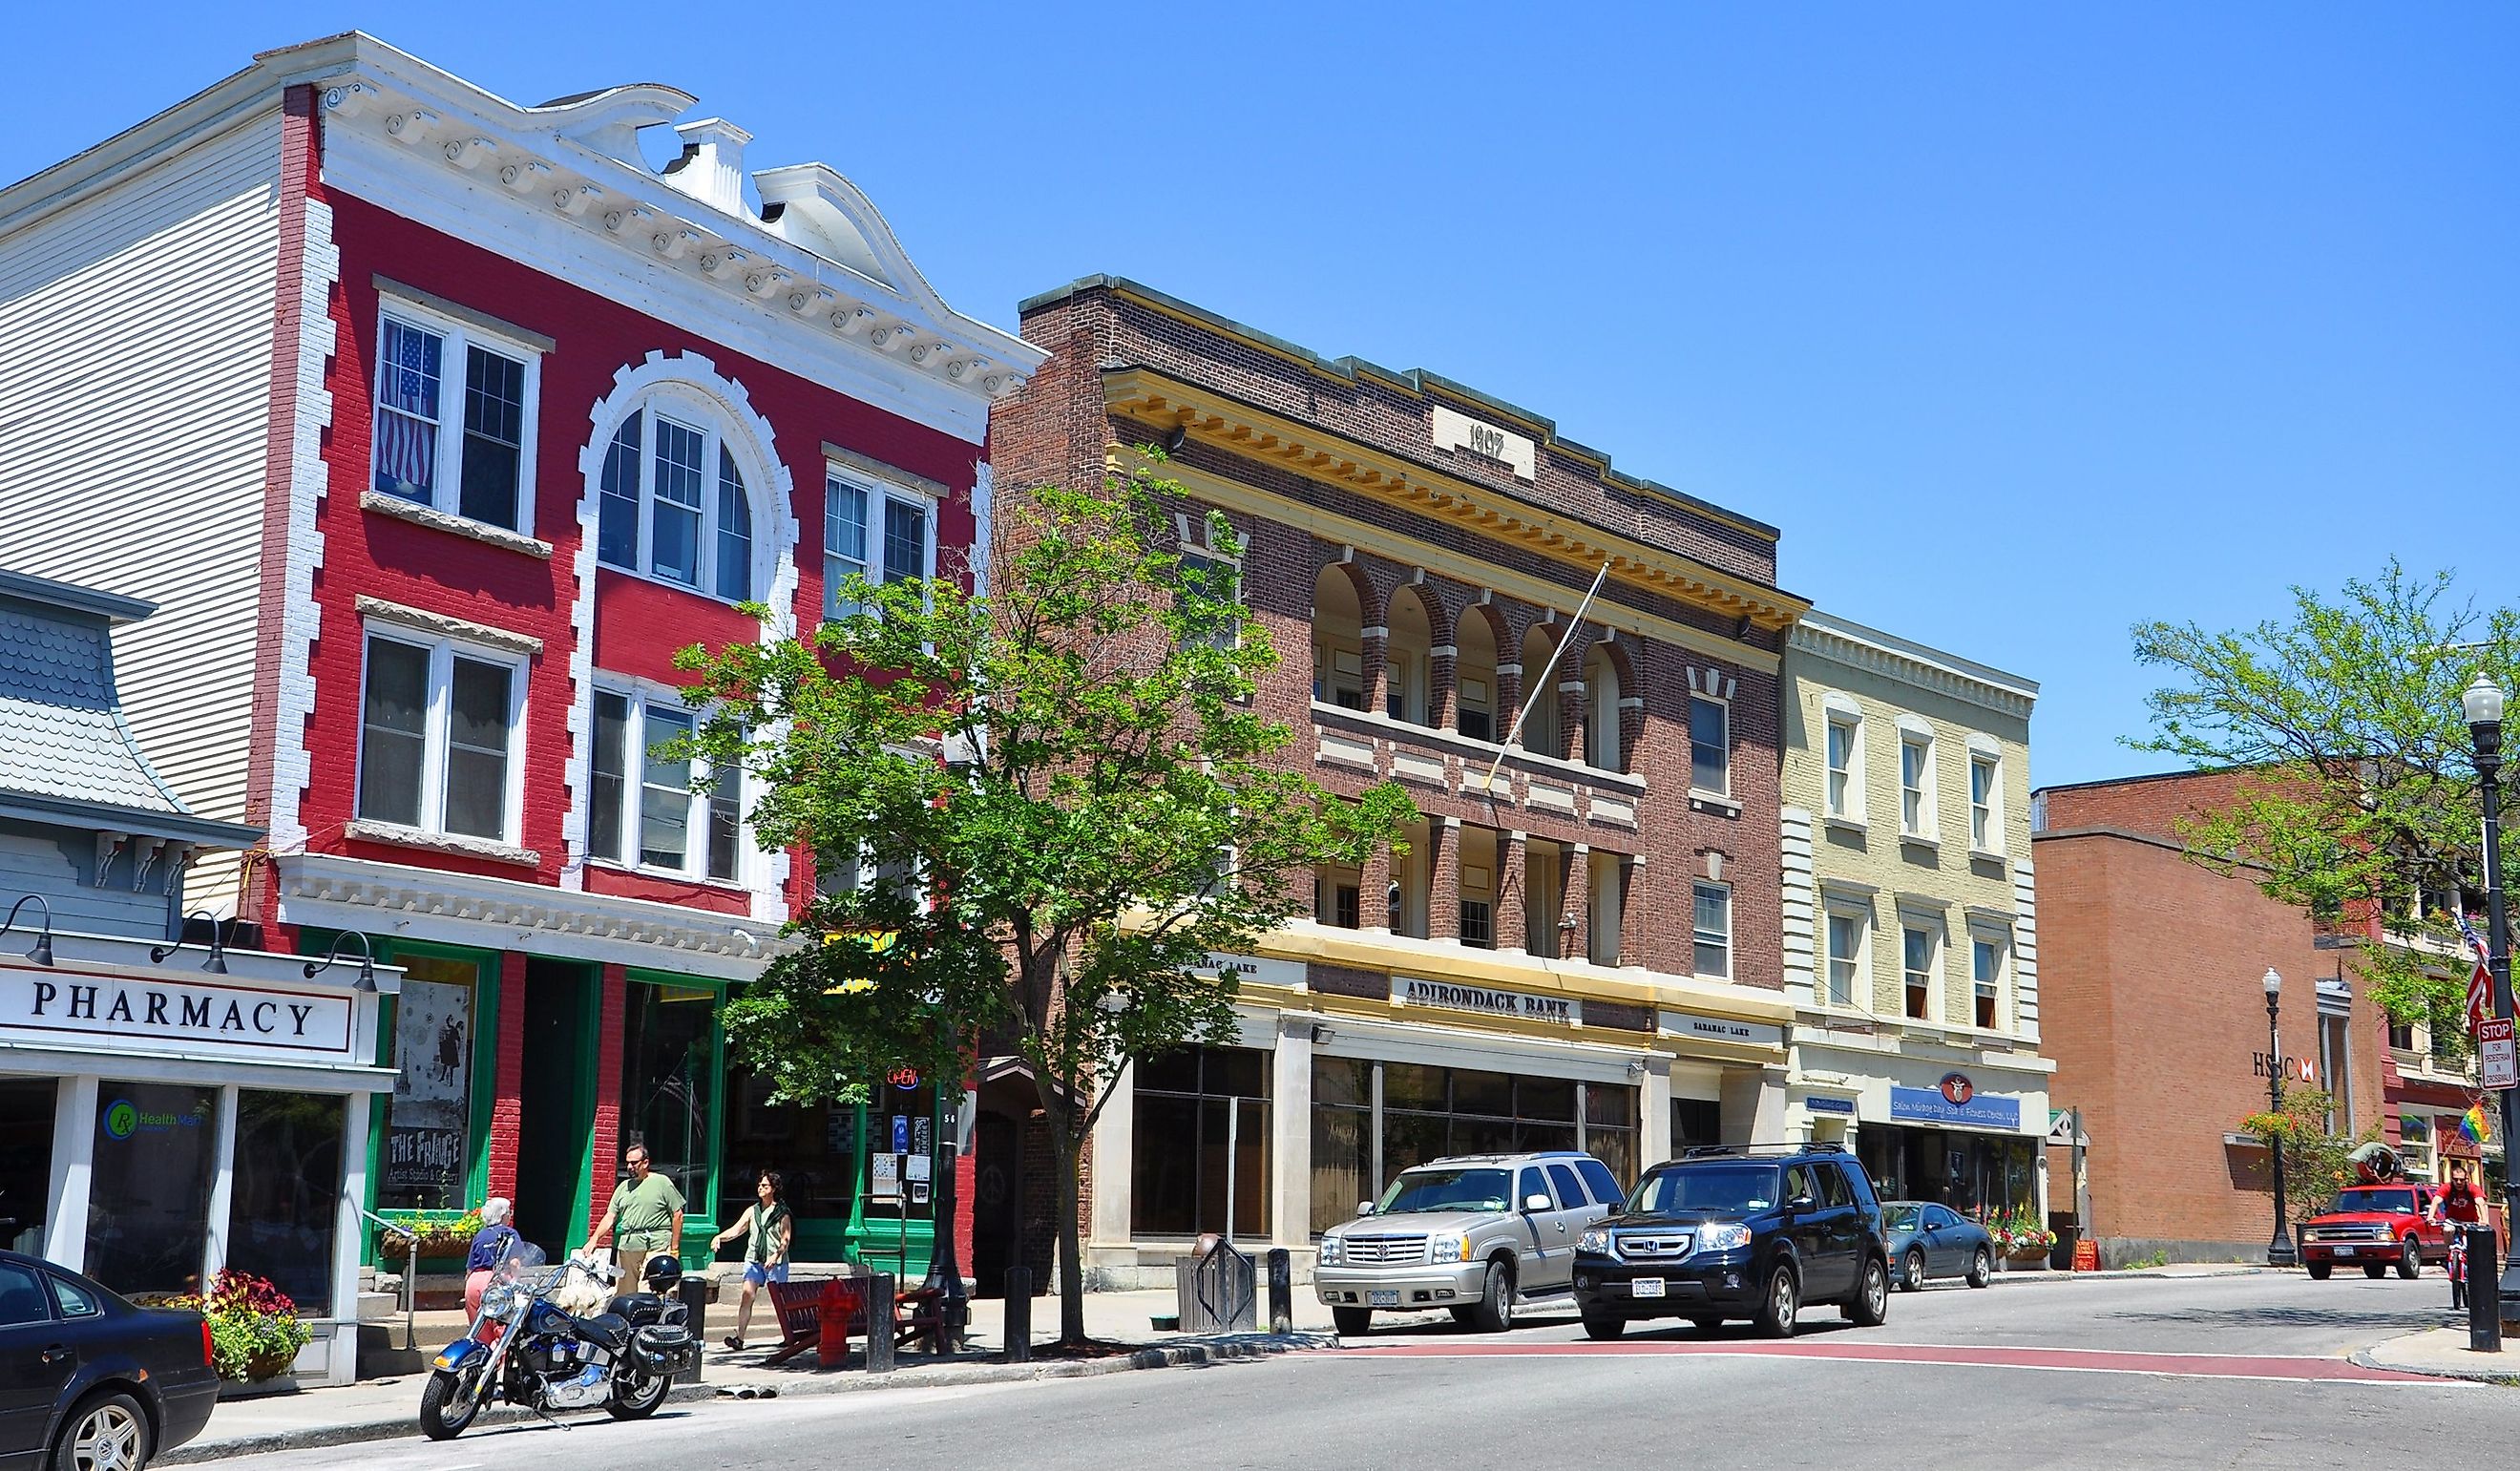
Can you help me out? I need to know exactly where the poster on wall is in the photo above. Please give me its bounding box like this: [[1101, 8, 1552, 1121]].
[[384, 978, 472, 1204]]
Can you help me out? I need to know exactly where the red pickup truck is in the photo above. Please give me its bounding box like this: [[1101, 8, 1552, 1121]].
[[2298, 1184, 2451, 1279]]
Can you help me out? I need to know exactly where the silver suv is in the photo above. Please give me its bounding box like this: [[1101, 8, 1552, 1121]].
[[1315, 1151, 1625, 1335]]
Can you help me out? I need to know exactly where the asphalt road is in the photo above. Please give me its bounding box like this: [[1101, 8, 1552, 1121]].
[[207, 1272, 2507, 1471]]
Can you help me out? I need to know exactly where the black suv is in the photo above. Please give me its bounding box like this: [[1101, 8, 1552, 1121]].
[[1570, 1143, 1890, 1339]]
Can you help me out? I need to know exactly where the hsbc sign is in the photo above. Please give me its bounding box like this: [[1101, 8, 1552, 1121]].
[[2250, 1051, 2317, 1084]]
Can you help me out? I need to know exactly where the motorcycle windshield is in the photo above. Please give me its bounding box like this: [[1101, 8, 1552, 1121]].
[[492, 1238, 549, 1281]]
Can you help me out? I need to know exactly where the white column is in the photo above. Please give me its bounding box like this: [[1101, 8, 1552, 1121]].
[[1638, 1058, 1672, 1171], [1088, 1061, 1134, 1254], [331, 1089, 372, 1387], [201, 1084, 240, 1285], [1271, 1019, 1313, 1246], [45, 1076, 96, 1271]]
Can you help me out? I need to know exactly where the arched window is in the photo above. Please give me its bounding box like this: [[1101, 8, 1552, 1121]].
[[1386, 587, 1434, 726], [1519, 625, 1563, 758], [595, 390, 760, 601], [1584, 644, 1625, 772], [1456, 609, 1499, 743], [1312, 566, 1366, 710]]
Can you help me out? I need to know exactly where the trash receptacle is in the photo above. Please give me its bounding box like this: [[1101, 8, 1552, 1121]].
[[2048, 1220, 2081, 1273], [1175, 1237, 1257, 1334]]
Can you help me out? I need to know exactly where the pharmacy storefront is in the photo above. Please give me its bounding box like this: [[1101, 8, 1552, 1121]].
[[0, 930, 397, 1385]]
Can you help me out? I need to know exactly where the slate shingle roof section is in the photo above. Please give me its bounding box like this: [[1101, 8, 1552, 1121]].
[[0, 570, 232, 830]]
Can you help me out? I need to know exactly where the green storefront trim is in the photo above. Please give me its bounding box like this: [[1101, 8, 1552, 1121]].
[[624, 966, 727, 1271], [333, 933, 505, 1268]]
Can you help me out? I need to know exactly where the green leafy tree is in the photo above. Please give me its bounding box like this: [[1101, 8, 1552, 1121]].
[[2237, 1082, 2377, 1225], [2130, 561, 2518, 1041], [678, 466, 1416, 1345]]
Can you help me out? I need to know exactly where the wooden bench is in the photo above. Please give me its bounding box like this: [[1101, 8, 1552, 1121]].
[[758, 1276, 954, 1368]]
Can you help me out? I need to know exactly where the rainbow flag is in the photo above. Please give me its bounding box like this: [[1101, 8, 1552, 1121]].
[[2462, 1103, 2492, 1145]]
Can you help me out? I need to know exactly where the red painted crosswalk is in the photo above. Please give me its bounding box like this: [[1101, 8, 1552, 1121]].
[[1330, 1339, 2457, 1385]]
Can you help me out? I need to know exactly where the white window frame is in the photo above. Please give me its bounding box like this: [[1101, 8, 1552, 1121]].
[[1970, 929, 2008, 1033], [1177, 539, 1244, 655], [353, 627, 527, 845], [1822, 902, 1868, 1009], [824, 465, 939, 620], [1900, 920, 1939, 1022], [1690, 879, 1732, 981], [594, 387, 767, 604], [586, 679, 750, 887], [1688, 693, 1732, 799], [1967, 741, 2004, 857], [370, 298, 543, 536], [1898, 722, 1938, 841], [1822, 695, 1865, 826]]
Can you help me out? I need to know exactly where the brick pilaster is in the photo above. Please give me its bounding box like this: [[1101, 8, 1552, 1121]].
[[587, 962, 628, 1237], [1495, 830, 1528, 956], [1564, 844, 1592, 963], [1427, 818, 1460, 946], [488, 951, 527, 1205]]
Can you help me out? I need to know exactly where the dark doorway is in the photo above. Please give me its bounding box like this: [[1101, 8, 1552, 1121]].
[[0, 1079, 56, 1256], [514, 959, 597, 1251], [972, 1108, 1019, 1296]]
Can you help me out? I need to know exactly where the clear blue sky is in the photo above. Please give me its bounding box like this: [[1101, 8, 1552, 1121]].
[[10, 4, 2513, 788]]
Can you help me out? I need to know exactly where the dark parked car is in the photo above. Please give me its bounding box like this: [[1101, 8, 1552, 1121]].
[[1571, 1143, 1891, 1339], [0, 1250, 218, 1470], [1882, 1202, 1995, 1291]]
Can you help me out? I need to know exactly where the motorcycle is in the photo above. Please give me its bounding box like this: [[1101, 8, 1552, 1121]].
[[419, 1239, 702, 1440]]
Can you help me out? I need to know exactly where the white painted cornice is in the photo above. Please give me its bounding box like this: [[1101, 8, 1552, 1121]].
[[274, 851, 796, 982], [1790, 611, 2038, 722]]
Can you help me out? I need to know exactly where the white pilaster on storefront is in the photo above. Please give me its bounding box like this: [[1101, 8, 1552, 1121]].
[[1270, 1018, 1313, 1246], [43, 1076, 96, 1271], [1639, 1057, 1673, 1165], [1089, 1055, 1135, 1267]]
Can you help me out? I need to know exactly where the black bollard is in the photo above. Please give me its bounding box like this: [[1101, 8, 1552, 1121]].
[[1004, 1267, 1032, 1363], [676, 1273, 709, 1383], [867, 1272, 896, 1374], [1267, 1249, 1292, 1334], [2469, 1227, 2500, 1353]]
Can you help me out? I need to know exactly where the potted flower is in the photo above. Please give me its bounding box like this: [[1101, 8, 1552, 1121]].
[[1994, 1206, 2057, 1266], [168, 1271, 313, 1384], [376, 1208, 483, 1263]]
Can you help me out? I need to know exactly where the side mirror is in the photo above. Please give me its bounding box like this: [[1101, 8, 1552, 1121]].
[[1788, 1194, 1816, 1214], [1355, 1201, 1375, 1217], [1523, 1193, 1553, 1213]]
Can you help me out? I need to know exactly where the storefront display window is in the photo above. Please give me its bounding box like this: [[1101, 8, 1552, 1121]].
[[0, 1080, 54, 1256], [86, 1081, 219, 1297], [620, 978, 719, 1222], [1308, 1059, 1640, 1231], [1134, 1047, 1269, 1237], [379, 954, 478, 1210], [1858, 1125, 2036, 1219], [228, 1091, 347, 1309]]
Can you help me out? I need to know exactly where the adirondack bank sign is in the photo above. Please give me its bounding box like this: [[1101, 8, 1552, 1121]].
[[0, 968, 357, 1062], [1391, 975, 1582, 1026]]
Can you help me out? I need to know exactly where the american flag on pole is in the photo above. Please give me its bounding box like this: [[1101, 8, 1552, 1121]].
[[2457, 911, 2493, 1038], [373, 319, 440, 494]]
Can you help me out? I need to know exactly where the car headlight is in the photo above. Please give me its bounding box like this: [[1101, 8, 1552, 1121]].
[[1578, 1229, 1610, 1254], [1427, 1233, 1469, 1263], [1697, 1223, 1754, 1253], [1318, 1235, 1343, 1266]]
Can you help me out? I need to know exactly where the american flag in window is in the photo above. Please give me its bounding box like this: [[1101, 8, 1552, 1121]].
[[374, 318, 442, 499]]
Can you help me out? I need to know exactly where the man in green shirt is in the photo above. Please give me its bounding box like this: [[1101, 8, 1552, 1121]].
[[591, 1145, 684, 1272]]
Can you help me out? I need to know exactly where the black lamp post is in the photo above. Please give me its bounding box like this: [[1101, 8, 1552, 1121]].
[[2262, 966, 2299, 1267], [2465, 673, 2517, 1323]]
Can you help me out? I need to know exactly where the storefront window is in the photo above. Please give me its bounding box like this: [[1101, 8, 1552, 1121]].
[[0, 1079, 55, 1255], [379, 954, 478, 1210], [722, 1071, 853, 1235], [1584, 1084, 1639, 1188], [86, 1081, 219, 1297], [228, 1091, 346, 1310], [1672, 1097, 1723, 1151], [1133, 1047, 1269, 1237], [1317, 1061, 1642, 1214], [1311, 1059, 1371, 1235], [1858, 1126, 2036, 1219], [620, 979, 718, 1219]]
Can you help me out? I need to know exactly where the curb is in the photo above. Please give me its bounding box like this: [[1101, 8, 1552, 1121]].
[[2348, 1347, 2520, 1386], [1987, 1267, 2272, 1285], [160, 1339, 1306, 1465]]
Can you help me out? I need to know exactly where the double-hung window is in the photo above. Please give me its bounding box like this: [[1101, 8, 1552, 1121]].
[[595, 397, 757, 600], [1973, 935, 2005, 1030], [1969, 751, 2001, 853], [357, 631, 524, 844], [824, 470, 935, 619], [1825, 712, 1861, 821], [1691, 881, 1732, 980], [589, 688, 744, 882], [1177, 550, 1242, 655], [372, 307, 538, 533], [1902, 925, 1937, 1020], [1900, 731, 1935, 839], [1824, 909, 1864, 1008], [1689, 696, 1731, 796]]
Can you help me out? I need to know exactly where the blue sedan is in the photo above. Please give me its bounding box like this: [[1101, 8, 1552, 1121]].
[[1883, 1202, 1996, 1291]]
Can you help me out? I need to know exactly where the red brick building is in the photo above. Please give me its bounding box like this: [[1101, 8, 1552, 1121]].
[[0, 32, 1043, 1308], [2034, 772, 2388, 1263], [994, 277, 1809, 1283]]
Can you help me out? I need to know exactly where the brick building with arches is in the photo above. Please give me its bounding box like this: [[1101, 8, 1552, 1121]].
[[995, 276, 1810, 1282]]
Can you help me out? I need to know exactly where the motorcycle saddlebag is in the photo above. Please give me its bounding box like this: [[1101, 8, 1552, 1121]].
[[633, 1322, 699, 1373]]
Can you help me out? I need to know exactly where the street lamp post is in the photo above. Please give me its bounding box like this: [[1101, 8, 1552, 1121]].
[[2262, 967, 2299, 1268], [2465, 674, 2517, 1323]]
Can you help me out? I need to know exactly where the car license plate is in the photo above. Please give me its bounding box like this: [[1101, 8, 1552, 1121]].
[[2335, 1247, 2355, 1256], [1631, 1278, 1667, 1298], [1367, 1290, 1399, 1307]]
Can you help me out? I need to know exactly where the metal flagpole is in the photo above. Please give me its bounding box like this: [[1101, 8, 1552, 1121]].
[[1479, 559, 1613, 797]]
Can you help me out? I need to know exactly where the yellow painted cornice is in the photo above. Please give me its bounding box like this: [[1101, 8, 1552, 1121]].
[[1104, 368, 1811, 635]]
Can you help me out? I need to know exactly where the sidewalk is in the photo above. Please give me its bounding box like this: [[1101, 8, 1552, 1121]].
[[164, 1289, 1334, 1465], [2354, 1326, 2520, 1385], [1990, 1264, 2275, 1284]]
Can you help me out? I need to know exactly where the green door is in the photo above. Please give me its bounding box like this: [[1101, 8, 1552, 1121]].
[[514, 958, 598, 1252]]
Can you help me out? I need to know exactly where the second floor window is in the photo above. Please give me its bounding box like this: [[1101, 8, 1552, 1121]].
[[1692, 881, 1732, 979], [373, 311, 535, 532], [1825, 911, 1863, 1007], [1973, 935, 2004, 1029], [357, 631, 522, 843], [824, 472, 935, 619], [589, 690, 743, 881], [596, 400, 757, 601], [1902, 925, 1936, 1019]]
